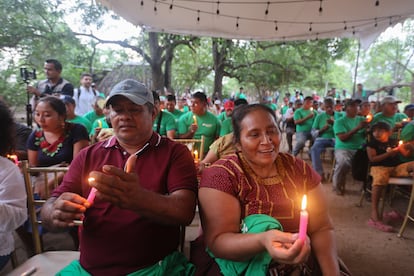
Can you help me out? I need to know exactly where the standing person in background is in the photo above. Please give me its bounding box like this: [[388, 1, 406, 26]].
[[74, 73, 97, 116], [235, 87, 247, 100], [178, 92, 221, 156], [0, 101, 27, 271], [353, 83, 385, 101], [292, 96, 315, 157], [26, 59, 74, 107]]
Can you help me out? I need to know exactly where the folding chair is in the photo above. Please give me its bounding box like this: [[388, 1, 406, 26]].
[[397, 175, 414, 237], [10, 160, 79, 274], [173, 136, 205, 161]]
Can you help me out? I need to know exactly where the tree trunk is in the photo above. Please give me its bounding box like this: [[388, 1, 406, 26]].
[[148, 32, 164, 91], [164, 47, 174, 93], [212, 38, 231, 99]]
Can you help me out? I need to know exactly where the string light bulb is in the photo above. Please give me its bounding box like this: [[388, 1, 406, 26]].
[[274, 21, 278, 31], [319, 0, 323, 13], [169, 0, 174, 10], [265, 2, 270, 15], [375, 1, 379, 6], [389, 17, 393, 25], [374, 18, 378, 27], [154, 0, 157, 12], [309, 22, 312, 32], [216, 1, 220, 15], [197, 10, 200, 23], [140, 0, 144, 6], [236, 17, 239, 29], [343, 21, 347, 30]]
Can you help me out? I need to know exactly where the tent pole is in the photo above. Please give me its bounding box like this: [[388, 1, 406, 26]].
[[352, 39, 361, 97]]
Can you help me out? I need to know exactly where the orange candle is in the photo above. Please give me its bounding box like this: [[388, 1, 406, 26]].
[[193, 115, 198, 125], [193, 150, 199, 162]]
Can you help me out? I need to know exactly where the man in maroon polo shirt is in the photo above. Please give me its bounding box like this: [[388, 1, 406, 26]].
[[41, 79, 198, 275]]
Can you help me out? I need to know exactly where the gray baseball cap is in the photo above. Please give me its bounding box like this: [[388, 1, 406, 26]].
[[381, 95, 401, 105], [105, 79, 154, 107]]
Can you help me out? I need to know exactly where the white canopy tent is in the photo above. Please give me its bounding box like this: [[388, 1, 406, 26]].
[[97, 0, 414, 48]]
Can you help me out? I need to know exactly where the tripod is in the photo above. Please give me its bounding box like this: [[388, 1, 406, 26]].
[[25, 82, 33, 128]]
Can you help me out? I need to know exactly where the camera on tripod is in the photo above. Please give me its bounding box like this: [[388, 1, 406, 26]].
[[20, 67, 37, 83]]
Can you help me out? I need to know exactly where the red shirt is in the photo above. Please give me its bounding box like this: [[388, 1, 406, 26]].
[[52, 132, 198, 275], [200, 152, 320, 232]]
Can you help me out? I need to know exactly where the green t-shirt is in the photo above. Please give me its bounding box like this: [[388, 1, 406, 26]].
[[153, 111, 177, 137], [311, 112, 336, 138], [83, 111, 104, 125], [67, 116, 92, 133], [371, 112, 408, 128], [294, 108, 315, 132], [170, 109, 184, 120], [265, 103, 277, 112], [89, 117, 110, 136], [334, 115, 367, 150], [371, 112, 408, 139], [281, 105, 289, 115], [217, 112, 229, 122], [220, 118, 233, 136], [178, 111, 221, 154]]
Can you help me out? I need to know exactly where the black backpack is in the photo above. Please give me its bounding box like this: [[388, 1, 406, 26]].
[[351, 147, 369, 181]]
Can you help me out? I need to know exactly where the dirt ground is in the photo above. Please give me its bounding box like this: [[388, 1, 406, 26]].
[[2, 135, 414, 275]]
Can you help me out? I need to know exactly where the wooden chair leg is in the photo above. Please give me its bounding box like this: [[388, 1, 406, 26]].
[[398, 185, 414, 238]]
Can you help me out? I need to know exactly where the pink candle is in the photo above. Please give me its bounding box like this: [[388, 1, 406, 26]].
[[298, 195, 308, 241], [86, 177, 97, 204]]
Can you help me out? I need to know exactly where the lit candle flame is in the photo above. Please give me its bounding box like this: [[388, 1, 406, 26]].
[[310, 107, 314, 112], [193, 150, 199, 162], [366, 114, 372, 122], [88, 177, 95, 182], [301, 194, 307, 210], [398, 140, 403, 146], [402, 118, 408, 122], [7, 154, 19, 165]]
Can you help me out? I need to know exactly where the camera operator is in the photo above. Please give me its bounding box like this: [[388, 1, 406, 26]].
[[26, 59, 74, 102]]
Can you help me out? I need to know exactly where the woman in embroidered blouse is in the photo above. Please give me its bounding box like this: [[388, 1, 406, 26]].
[[197, 104, 340, 275], [27, 96, 89, 167]]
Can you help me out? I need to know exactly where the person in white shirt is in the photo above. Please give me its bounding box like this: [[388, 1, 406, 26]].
[[0, 100, 27, 270], [74, 73, 98, 116]]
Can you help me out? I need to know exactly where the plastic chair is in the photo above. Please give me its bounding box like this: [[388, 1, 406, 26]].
[[396, 175, 414, 237], [10, 161, 79, 274]]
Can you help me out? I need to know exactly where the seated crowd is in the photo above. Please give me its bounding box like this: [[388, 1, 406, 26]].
[[2, 69, 414, 275]]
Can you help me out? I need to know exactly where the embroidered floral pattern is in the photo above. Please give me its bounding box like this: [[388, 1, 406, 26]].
[[34, 126, 69, 157]]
